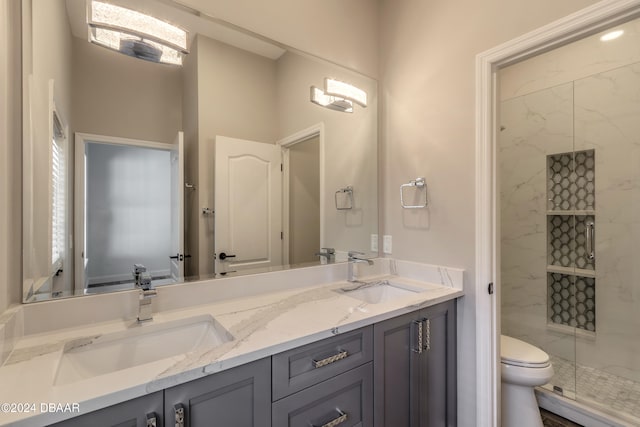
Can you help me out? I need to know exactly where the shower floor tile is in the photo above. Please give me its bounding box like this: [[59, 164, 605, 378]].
[[544, 355, 640, 424]]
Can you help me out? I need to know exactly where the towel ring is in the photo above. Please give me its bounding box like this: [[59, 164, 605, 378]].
[[400, 177, 427, 209], [335, 186, 354, 210]]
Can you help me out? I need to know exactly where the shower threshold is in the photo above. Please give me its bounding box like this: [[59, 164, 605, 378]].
[[536, 356, 640, 427]]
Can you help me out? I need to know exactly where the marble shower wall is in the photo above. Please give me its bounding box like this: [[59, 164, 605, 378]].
[[500, 61, 640, 384], [500, 82, 576, 363], [573, 63, 640, 381]]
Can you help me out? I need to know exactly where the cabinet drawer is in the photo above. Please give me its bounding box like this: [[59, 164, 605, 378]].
[[272, 326, 373, 400], [272, 363, 373, 427]]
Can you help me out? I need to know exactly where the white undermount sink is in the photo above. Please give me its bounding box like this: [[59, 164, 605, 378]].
[[336, 279, 428, 304], [54, 314, 232, 386]]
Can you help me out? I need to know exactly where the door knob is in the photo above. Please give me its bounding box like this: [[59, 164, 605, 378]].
[[219, 252, 236, 260]]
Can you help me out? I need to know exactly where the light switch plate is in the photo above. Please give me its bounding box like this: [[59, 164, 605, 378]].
[[383, 235, 392, 254], [371, 234, 378, 252]]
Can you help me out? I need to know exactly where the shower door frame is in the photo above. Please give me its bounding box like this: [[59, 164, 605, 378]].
[[474, 1, 640, 426]]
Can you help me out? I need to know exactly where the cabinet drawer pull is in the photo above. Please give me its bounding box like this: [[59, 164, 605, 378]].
[[313, 409, 348, 427], [412, 320, 423, 354], [313, 350, 348, 368], [425, 318, 431, 351], [146, 412, 157, 427], [174, 403, 185, 427]]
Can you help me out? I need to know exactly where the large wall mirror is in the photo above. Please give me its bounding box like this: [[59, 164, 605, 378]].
[[22, 0, 378, 302]]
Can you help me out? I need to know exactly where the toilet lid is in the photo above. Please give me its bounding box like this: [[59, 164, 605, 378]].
[[501, 335, 550, 368]]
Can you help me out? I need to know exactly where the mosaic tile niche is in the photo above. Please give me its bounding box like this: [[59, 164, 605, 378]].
[[546, 150, 596, 332]]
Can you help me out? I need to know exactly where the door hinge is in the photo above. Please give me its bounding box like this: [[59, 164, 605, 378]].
[[281, 231, 284, 240], [488, 282, 494, 294], [280, 163, 283, 172]]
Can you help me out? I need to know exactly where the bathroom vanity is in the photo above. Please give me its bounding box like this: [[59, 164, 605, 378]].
[[0, 260, 463, 427], [50, 301, 456, 427]]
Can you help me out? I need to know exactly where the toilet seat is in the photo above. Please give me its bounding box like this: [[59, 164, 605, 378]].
[[501, 335, 550, 368]]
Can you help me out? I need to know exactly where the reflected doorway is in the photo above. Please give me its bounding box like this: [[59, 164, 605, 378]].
[[75, 133, 184, 294]]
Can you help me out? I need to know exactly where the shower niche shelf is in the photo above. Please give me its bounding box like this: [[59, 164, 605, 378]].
[[546, 150, 596, 333], [546, 265, 595, 278], [546, 210, 595, 216]]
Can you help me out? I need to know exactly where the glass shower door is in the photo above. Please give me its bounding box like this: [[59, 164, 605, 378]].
[[571, 62, 640, 423], [499, 80, 577, 398]]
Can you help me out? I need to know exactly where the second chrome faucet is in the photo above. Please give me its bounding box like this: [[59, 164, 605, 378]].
[[347, 251, 374, 282]]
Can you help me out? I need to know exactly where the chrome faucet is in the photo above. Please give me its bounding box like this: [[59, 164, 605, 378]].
[[347, 251, 374, 282], [315, 247, 336, 263], [133, 264, 156, 322]]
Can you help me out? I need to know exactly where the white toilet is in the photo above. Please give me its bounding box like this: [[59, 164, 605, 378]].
[[501, 335, 554, 427]]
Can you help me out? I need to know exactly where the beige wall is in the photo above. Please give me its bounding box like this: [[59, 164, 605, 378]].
[[194, 35, 278, 276], [182, 37, 200, 278], [288, 136, 320, 265], [180, 0, 378, 78], [72, 38, 183, 144], [378, 0, 600, 424], [24, 0, 74, 295], [276, 51, 378, 257], [0, 0, 22, 312]]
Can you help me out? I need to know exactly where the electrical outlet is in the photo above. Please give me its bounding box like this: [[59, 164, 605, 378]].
[[371, 234, 378, 252], [383, 235, 392, 254]]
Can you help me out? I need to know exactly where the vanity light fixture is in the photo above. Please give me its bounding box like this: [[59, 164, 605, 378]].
[[600, 29, 624, 42], [324, 78, 367, 108], [310, 86, 354, 113], [88, 1, 189, 65]]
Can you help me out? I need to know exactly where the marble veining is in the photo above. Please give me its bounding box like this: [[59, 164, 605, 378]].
[[0, 264, 462, 426]]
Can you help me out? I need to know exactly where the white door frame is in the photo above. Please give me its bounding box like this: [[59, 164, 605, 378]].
[[475, 1, 640, 425], [74, 132, 175, 294], [277, 123, 325, 265]]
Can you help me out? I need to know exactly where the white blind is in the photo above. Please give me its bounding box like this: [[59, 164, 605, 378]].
[[51, 113, 65, 270]]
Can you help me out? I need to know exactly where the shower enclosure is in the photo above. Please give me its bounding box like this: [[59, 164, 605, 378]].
[[499, 19, 640, 425]]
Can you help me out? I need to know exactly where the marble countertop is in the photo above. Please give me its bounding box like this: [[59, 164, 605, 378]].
[[0, 272, 462, 426]]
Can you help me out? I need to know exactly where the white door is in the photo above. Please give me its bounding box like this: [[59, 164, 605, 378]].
[[214, 136, 282, 274], [170, 132, 184, 281]]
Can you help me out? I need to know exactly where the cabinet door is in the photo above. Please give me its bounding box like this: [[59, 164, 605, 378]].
[[420, 300, 457, 427], [50, 391, 163, 427], [373, 310, 424, 427], [165, 358, 271, 427]]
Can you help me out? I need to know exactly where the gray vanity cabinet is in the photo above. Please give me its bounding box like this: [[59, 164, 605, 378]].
[[373, 300, 457, 427], [49, 391, 163, 427], [164, 357, 271, 427]]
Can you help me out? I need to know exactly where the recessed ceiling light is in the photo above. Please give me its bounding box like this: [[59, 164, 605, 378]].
[[600, 29, 624, 42]]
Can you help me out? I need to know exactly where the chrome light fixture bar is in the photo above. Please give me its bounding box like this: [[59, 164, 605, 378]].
[[88, 1, 189, 65], [310, 86, 353, 113], [324, 78, 367, 108]]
